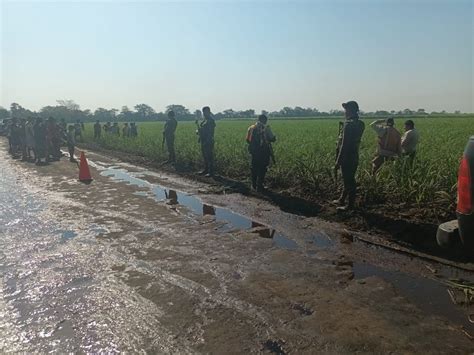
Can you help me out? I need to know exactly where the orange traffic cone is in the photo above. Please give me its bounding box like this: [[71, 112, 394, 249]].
[[78, 151, 93, 184]]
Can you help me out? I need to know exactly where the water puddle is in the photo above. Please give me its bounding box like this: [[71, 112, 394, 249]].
[[94, 165, 301, 251], [354, 262, 474, 333], [55, 229, 78, 241], [306, 232, 334, 249]]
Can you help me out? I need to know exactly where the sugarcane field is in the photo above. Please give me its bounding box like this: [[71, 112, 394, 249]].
[[1, 0, 473, 353]]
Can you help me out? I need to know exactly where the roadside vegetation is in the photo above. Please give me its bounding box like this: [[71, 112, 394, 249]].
[[83, 116, 474, 221]]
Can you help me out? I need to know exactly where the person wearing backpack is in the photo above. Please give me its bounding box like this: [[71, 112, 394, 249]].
[[246, 114, 276, 192], [370, 117, 402, 174]]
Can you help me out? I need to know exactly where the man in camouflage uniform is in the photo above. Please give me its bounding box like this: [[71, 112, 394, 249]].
[[246, 114, 276, 192], [334, 101, 365, 211], [197, 106, 216, 177]]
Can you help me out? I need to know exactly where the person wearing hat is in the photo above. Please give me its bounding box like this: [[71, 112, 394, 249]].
[[370, 117, 402, 174], [334, 101, 365, 211]]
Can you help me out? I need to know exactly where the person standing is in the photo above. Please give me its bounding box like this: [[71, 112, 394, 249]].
[[66, 125, 77, 162], [370, 118, 402, 174], [196, 106, 216, 177], [334, 101, 365, 211], [47, 117, 61, 161], [163, 110, 178, 163], [8, 118, 22, 157], [130, 122, 138, 137], [122, 122, 130, 138], [94, 120, 102, 140], [111, 122, 120, 136], [25, 117, 36, 161], [33, 118, 48, 165], [74, 120, 83, 142], [246, 114, 276, 192], [401, 119, 420, 159]]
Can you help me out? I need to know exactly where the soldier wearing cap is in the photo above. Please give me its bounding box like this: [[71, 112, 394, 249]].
[[370, 117, 402, 174], [334, 101, 365, 211]]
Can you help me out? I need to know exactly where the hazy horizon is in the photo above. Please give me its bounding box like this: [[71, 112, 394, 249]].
[[1, 0, 473, 114]]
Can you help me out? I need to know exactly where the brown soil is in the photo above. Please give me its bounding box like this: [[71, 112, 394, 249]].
[[79, 142, 466, 263]]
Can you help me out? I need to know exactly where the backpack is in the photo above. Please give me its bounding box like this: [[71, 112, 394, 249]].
[[246, 124, 265, 154]]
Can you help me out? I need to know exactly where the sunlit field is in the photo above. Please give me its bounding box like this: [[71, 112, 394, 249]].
[[83, 117, 474, 214]]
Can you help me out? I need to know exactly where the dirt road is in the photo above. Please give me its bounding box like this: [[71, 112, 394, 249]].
[[1, 138, 473, 353]]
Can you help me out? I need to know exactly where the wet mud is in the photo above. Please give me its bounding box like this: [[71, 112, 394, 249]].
[[1, 139, 474, 353]]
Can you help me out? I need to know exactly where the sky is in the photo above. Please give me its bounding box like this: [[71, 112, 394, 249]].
[[0, 0, 473, 113]]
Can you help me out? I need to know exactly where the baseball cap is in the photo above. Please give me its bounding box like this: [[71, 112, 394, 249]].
[[342, 101, 359, 112]]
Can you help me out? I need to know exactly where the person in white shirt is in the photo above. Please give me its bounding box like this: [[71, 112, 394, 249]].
[[401, 120, 420, 158]]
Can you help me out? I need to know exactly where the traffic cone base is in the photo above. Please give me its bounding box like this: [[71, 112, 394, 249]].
[[78, 151, 93, 184]]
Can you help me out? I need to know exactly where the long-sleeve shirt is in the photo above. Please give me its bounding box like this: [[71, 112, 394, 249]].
[[401, 128, 420, 154], [336, 118, 365, 166], [198, 118, 216, 145], [163, 118, 177, 138], [370, 121, 402, 157], [246, 121, 276, 145]]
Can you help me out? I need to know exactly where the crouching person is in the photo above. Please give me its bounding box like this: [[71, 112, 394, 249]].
[[246, 114, 276, 192]]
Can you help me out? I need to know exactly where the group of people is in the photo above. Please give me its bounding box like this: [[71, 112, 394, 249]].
[[334, 101, 420, 211], [6, 117, 83, 165], [95, 121, 138, 139], [4, 101, 420, 211]]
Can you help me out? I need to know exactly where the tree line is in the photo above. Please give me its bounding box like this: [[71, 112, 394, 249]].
[[0, 100, 467, 123]]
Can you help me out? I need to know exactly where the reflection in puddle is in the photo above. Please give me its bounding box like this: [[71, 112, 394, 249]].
[[251, 221, 275, 239], [55, 230, 78, 240], [99, 167, 303, 251], [307, 232, 334, 248], [203, 204, 216, 216], [354, 262, 474, 333]]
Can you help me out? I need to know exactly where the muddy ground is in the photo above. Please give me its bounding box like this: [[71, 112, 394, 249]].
[[1, 138, 474, 353], [80, 141, 466, 264]]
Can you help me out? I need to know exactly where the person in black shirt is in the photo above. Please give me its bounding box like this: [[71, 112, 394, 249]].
[[334, 101, 365, 211]]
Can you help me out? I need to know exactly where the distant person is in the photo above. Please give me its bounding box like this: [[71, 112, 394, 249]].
[[74, 119, 83, 142], [94, 120, 102, 140], [9, 118, 22, 157], [25, 117, 36, 161], [163, 111, 178, 163], [59, 118, 67, 134], [196, 106, 216, 177], [111, 122, 120, 136], [47, 117, 61, 161], [370, 118, 402, 174], [246, 114, 276, 192], [401, 119, 420, 158], [122, 122, 130, 137], [104, 122, 111, 133], [130, 122, 138, 137], [33, 118, 48, 165], [334, 101, 365, 211], [19, 119, 28, 161], [66, 125, 77, 162]]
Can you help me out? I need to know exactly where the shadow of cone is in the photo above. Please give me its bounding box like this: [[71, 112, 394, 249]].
[[78, 151, 93, 184]]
